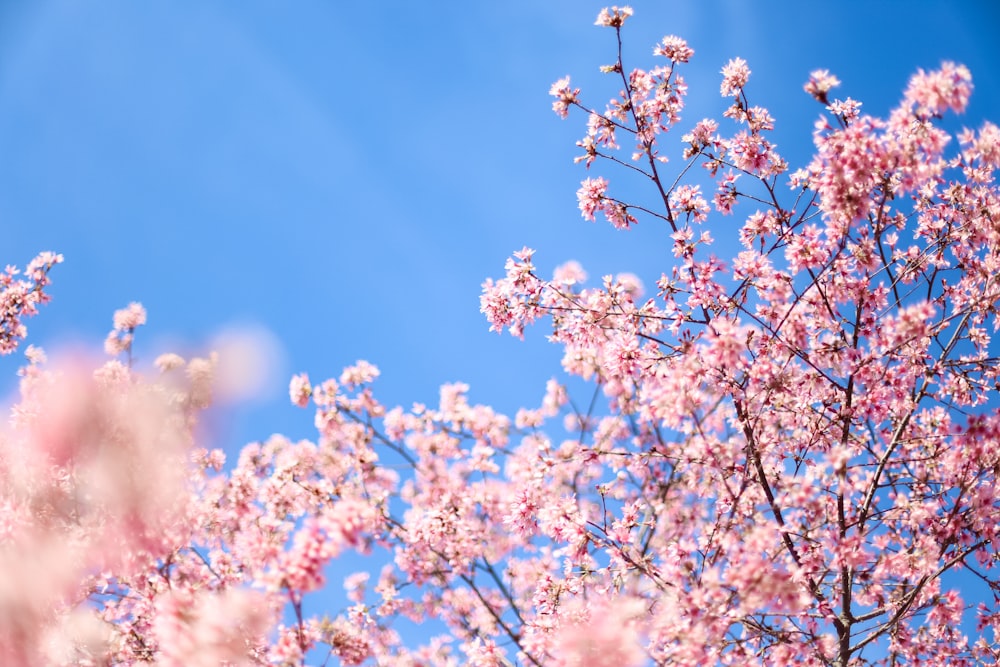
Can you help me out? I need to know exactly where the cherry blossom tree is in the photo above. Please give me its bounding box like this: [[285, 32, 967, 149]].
[[3, 6, 1000, 665]]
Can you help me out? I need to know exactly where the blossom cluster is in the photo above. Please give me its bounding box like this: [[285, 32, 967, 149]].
[[2, 7, 1000, 667], [0, 251, 62, 355]]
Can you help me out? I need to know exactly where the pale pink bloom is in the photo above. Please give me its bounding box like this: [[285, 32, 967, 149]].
[[904, 61, 973, 118], [0, 536, 87, 665], [604, 200, 637, 229], [93, 358, 131, 386], [703, 317, 750, 373], [615, 272, 644, 299], [343, 571, 369, 604], [713, 170, 739, 214], [269, 623, 318, 664], [503, 487, 539, 536], [553, 260, 587, 286], [682, 118, 720, 157], [279, 519, 330, 593], [0, 253, 61, 355], [732, 249, 772, 280], [720, 57, 750, 96], [198, 446, 226, 470], [587, 111, 618, 148], [653, 35, 693, 63], [669, 184, 710, 223], [784, 224, 827, 271], [594, 5, 633, 27], [323, 498, 376, 550], [112, 301, 146, 331], [788, 166, 810, 189], [744, 105, 774, 132], [577, 177, 608, 221], [154, 352, 186, 372], [804, 68, 840, 102], [24, 345, 46, 365], [104, 302, 147, 358], [289, 372, 312, 407], [464, 637, 506, 667], [103, 330, 130, 356], [326, 616, 372, 665], [549, 76, 580, 119], [25, 251, 63, 280], [827, 97, 862, 121], [629, 68, 654, 98], [0, 357, 198, 663], [480, 277, 514, 334], [575, 134, 599, 167], [438, 381, 469, 417], [339, 359, 380, 387], [969, 121, 1000, 167]]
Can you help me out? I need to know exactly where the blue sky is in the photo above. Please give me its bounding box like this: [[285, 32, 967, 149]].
[[2, 0, 999, 658]]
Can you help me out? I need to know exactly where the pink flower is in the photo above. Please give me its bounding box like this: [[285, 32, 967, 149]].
[[587, 112, 618, 149], [24, 345, 45, 365], [603, 201, 637, 230], [827, 97, 862, 122], [904, 61, 973, 118], [339, 360, 380, 387], [653, 35, 693, 63], [594, 6, 633, 28], [279, 519, 330, 593], [25, 251, 63, 281], [112, 301, 146, 331], [784, 223, 828, 271], [728, 131, 776, 175], [682, 118, 720, 157], [154, 352, 186, 372], [553, 260, 587, 286], [343, 572, 369, 604], [720, 57, 750, 96], [804, 69, 840, 102], [103, 330, 131, 356], [577, 177, 608, 221], [713, 171, 739, 214], [669, 184, 710, 223], [0, 252, 62, 356], [550, 76, 580, 119], [105, 302, 147, 358], [503, 487, 539, 537], [465, 637, 507, 667], [289, 372, 312, 407]]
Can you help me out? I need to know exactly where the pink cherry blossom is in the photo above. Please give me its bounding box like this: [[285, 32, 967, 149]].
[[549, 76, 580, 119], [289, 372, 312, 407], [0, 252, 61, 355], [720, 57, 750, 96], [576, 176, 608, 221], [805, 68, 841, 103], [594, 6, 633, 28], [653, 35, 693, 63], [904, 61, 973, 118], [2, 8, 1000, 667], [112, 301, 146, 331]]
